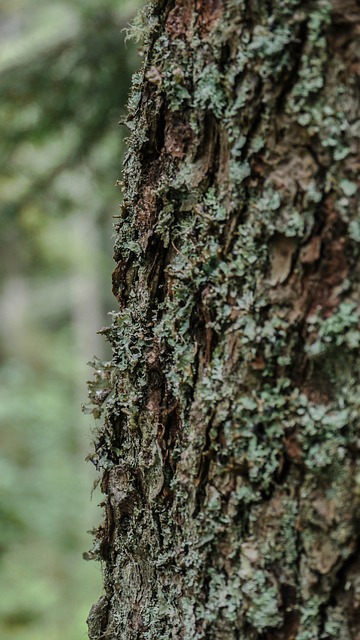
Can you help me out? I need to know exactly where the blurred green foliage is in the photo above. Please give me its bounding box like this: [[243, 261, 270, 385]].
[[0, 0, 142, 637]]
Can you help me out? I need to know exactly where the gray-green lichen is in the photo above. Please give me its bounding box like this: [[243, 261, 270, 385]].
[[86, 0, 360, 638]]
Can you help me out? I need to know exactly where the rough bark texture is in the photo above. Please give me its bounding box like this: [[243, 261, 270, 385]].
[[87, 1, 360, 638]]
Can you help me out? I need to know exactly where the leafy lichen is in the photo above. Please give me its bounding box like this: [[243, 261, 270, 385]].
[[86, 0, 360, 637]]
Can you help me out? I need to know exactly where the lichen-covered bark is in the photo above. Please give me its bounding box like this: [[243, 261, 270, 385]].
[[86, 1, 360, 638]]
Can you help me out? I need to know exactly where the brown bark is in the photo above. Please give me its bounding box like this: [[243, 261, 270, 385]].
[[87, 1, 360, 638]]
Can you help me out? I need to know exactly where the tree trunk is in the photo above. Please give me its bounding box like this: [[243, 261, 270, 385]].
[[87, 1, 360, 638]]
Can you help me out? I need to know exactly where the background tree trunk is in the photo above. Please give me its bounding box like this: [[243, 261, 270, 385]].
[[87, 1, 360, 638]]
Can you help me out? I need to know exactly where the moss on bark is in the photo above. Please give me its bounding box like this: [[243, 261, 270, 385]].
[[87, 1, 360, 638]]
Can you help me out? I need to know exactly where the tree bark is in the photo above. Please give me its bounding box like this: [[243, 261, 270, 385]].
[[87, 1, 360, 638]]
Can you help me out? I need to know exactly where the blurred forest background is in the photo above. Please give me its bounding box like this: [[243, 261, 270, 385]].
[[0, 0, 142, 637]]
